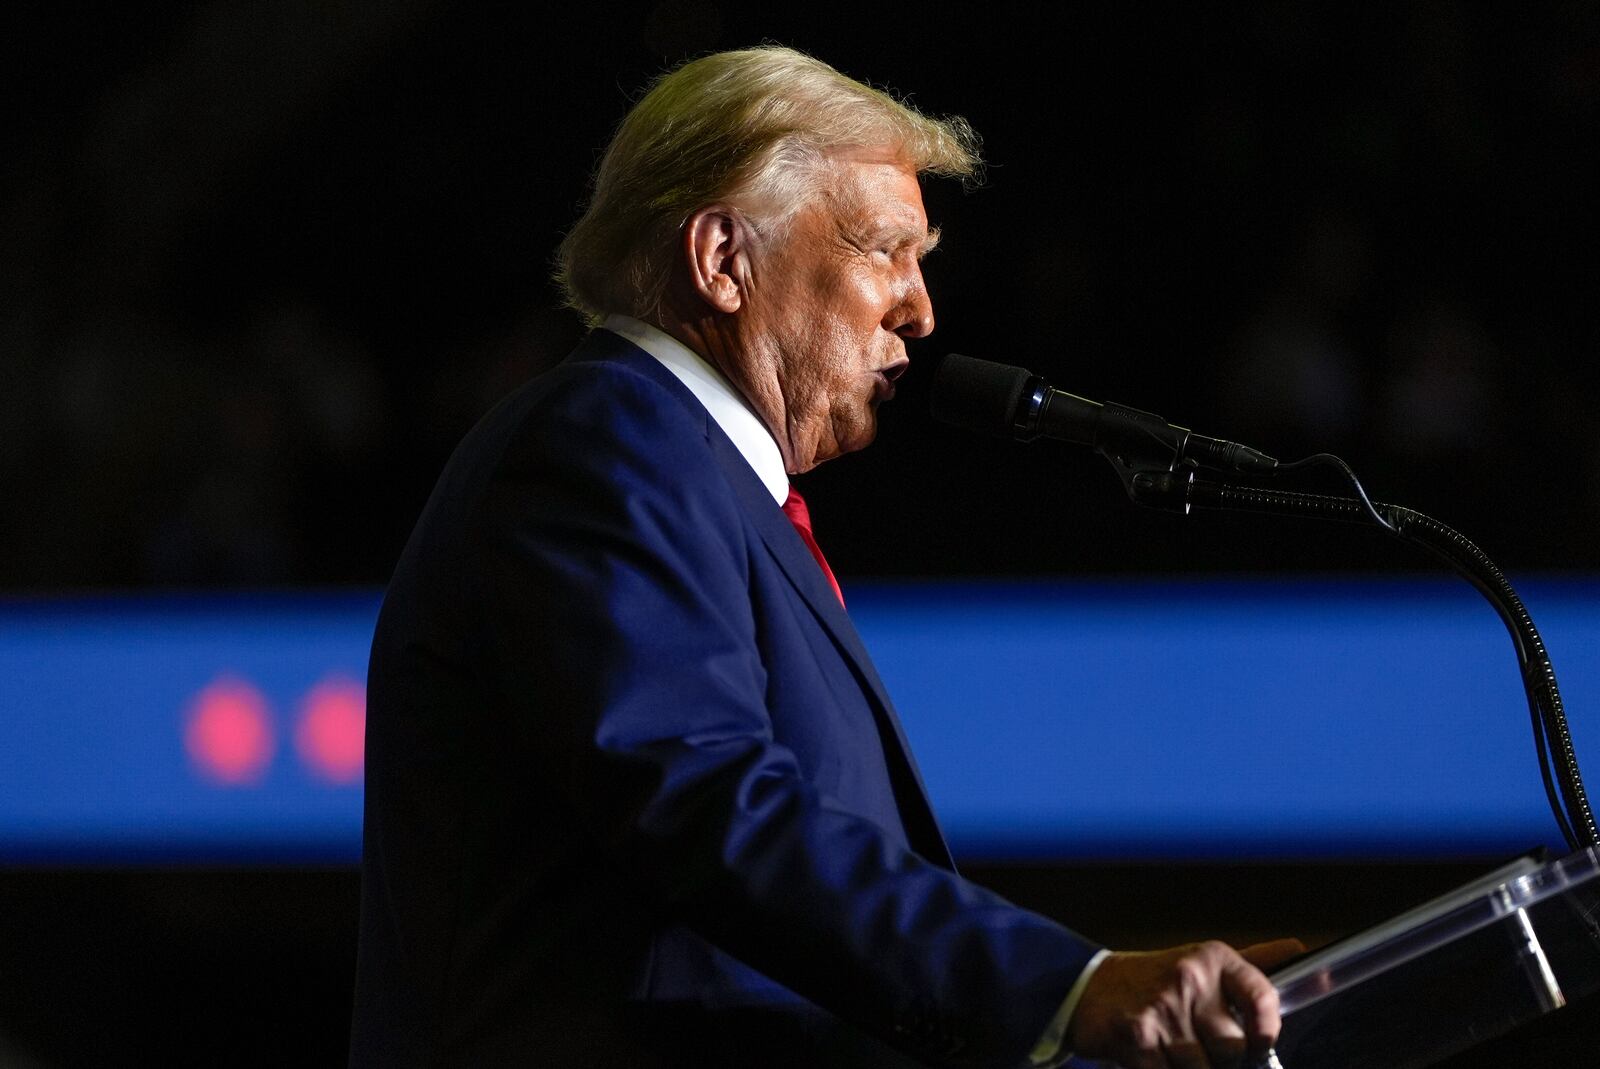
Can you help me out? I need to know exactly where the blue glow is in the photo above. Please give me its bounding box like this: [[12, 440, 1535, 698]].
[[856, 578, 1600, 859], [2, 580, 1596, 862]]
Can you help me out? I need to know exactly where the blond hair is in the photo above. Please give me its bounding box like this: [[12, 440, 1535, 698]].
[[554, 46, 981, 324]]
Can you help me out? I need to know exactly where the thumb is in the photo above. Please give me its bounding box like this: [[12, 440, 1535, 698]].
[[1239, 937, 1307, 972]]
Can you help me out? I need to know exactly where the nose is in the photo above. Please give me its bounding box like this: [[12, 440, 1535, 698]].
[[886, 267, 935, 339], [889, 278, 934, 340]]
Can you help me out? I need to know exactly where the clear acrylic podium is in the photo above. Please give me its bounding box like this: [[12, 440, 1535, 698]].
[[1258, 847, 1600, 1068]]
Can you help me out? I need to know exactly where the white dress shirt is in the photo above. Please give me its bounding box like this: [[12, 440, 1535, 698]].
[[599, 313, 1108, 1066], [602, 315, 789, 505]]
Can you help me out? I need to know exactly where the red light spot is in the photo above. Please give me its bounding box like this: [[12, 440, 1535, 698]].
[[295, 674, 366, 784], [185, 676, 275, 785]]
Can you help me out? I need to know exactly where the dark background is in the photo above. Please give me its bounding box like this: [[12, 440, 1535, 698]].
[[3, 1, 1598, 1064], [6, 1, 1598, 589]]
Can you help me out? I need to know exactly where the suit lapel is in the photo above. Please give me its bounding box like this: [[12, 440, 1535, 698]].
[[701, 417, 955, 871], [577, 331, 953, 868]]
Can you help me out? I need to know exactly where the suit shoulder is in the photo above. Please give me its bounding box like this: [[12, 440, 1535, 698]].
[[532, 357, 708, 439], [487, 357, 719, 483], [418, 352, 706, 496], [382, 352, 749, 642]]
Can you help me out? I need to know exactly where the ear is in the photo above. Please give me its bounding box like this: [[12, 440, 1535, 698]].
[[681, 206, 753, 315]]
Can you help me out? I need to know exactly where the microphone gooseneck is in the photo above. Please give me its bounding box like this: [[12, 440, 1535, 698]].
[[929, 350, 1596, 853]]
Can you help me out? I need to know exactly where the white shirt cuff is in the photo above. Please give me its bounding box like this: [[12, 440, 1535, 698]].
[[1029, 948, 1113, 1066]]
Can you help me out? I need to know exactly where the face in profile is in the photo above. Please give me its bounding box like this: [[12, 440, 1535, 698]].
[[740, 155, 938, 471]]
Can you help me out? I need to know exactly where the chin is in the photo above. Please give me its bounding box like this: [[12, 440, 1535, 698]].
[[839, 418, 879, 456], [812, 403, 879, 465]]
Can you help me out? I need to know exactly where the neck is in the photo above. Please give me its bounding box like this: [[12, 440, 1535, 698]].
[[655, 309, 806, 473]]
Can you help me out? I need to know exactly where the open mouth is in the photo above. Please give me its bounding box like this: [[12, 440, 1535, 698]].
[[873, 358, 910, 402]]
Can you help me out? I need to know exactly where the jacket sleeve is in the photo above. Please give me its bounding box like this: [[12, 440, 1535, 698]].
[[471, 366, 1102, 1067]]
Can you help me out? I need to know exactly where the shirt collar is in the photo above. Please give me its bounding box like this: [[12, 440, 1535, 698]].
[[601, 314, 790, 505]]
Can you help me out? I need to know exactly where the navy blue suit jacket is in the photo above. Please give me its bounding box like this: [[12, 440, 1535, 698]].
[[350, 329, 1102, 1067]]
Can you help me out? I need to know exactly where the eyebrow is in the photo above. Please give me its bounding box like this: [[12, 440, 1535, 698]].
[[876, 225, 941, 258], [855, 221, 942, 259]]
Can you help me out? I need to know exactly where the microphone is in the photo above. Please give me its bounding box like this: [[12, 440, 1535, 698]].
[[930, 353, 1278, 475]]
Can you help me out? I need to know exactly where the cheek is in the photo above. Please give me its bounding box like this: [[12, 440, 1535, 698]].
[[825, 282, 895, 371], [784, 313, 856, 396], [776, 267, 892, 405]]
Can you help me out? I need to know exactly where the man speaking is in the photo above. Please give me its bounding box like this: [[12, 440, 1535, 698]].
[[351, 46, 1299, 1068]]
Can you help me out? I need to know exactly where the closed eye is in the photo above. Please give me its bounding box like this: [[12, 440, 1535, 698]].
[[859, 225, 940, 262]]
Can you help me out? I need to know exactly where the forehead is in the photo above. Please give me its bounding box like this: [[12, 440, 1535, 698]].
[[820, 155, 928, 235]]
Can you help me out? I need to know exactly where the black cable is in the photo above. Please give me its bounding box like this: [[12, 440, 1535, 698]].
[[1528, 687, 1579, 852], [1382, 503, 1593, 851], [1170, 470, 1597, 851], [1275, 453, 1396, 533]]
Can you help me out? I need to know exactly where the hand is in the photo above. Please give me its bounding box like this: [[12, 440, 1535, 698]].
[[1066, 938, 1306, 1068]]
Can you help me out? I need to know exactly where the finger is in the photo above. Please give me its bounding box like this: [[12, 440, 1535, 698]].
[[1238, 937, 1307, 971], [1172, 944, 1245, 1066], [1219, 954, 1282, 1050], [1162, 1038, 1215, 1069], [1192, 1004, 1248, 1065], [1190, 979, 1249, 1067], [1119, 1014, 1171, 1069]]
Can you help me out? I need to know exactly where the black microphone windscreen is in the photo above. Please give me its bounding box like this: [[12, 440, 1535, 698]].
[[929, 353, 1034, 438]]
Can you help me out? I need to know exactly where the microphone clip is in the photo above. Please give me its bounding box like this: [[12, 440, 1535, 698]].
[[1123, 467, 1201, 515]]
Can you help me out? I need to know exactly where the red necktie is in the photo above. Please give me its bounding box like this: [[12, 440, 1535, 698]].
[[782, 487, 845, 608]]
